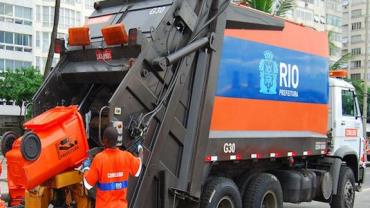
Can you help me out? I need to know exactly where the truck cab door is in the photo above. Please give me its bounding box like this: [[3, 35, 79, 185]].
[[332, 88, 362, 159]]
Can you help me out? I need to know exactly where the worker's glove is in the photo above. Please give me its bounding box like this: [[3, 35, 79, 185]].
[[137, 144, 143, 154], [82, 158, 92, 172]]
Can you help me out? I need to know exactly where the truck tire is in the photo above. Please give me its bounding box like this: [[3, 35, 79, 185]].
[[330, 166, 355, 208], [200, 177, 242, 208], [244, 173, 283, 208], [238, 172, 259, 198]]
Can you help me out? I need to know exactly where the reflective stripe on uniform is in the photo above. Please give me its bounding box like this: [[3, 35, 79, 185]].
[[97, 180, 128, 191], [135, 158, 142, 177]]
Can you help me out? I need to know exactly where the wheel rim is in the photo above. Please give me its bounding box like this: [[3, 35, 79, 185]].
[[217, 196, 235, 208], [344, 180, 354, 208], [261, 191, 278, 208]]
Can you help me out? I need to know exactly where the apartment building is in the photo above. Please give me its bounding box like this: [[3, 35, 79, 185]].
[[0, 0, 96, 116], [230, 0, 343, 63], [285, 0, 343, 64], [0, 0, 96, 75], [342, 0, 370, 81], [34, 0, 95, 72], [0, 0, 33, 74]]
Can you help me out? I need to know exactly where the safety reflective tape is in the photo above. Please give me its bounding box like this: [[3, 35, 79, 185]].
[[97, 180, 128, 191], [135, 159, 142, 177], [211, 156, 218, 161]]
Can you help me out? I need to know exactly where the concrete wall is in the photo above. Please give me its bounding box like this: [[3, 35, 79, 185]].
[[0, 115, 21, 136]]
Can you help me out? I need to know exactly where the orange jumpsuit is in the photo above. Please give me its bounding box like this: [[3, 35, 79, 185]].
[[84, 148, 141, 208]]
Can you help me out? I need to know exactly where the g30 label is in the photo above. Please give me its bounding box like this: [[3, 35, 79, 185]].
[[224, 143, 236, 154], [149, 7, 166, 15]]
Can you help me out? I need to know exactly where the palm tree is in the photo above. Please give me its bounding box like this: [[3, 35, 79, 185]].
[[44, 0, 60, 78], [242, 0, 295, 17], [328, 31, 351, 70]]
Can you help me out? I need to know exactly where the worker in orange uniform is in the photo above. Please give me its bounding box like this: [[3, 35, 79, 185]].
[[82, 127, 143, 208]]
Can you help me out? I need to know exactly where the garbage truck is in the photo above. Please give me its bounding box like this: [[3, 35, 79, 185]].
[[0, 0, 366, 207]]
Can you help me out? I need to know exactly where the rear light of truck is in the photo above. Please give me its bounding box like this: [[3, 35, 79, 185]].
[[54, 38, 65, 54], [101, 23, 128, 45], [68, 26, 90, 46], [230, 153, 242, 161], [205, 155, 218, 162], [128, 28, 138, 46], [270, 152, 282, 158], [303, 150, 312, 156], [251, 153, 262, 159], [287, 151, 297, 157]]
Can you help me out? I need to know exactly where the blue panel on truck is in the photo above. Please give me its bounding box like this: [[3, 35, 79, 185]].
[[216, 37, 329, 104]]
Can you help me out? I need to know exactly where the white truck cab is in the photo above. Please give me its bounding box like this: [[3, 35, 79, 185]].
[[328, 75, 366, 184]]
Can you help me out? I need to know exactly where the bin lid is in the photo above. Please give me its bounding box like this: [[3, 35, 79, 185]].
[[24, 106, 78, 131]]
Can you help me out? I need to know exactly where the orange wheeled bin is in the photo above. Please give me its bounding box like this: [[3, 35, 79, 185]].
[[6, 106, 89, 205]]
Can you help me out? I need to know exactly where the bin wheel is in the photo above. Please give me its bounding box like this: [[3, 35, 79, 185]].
[[21, 132, 41, 161], [243, 173, 283, 208], [1, 131, 19, 156], [330, 166, 355, 208], [200, 177, 242, 208]]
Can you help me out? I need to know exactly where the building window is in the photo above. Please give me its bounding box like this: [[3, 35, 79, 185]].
[[0, 3, 32, 26], [330, 32, 342, 42], [0, 31, 32, 53], [351, 48, 361, 56], [58, 8, 82, 28], [42, 32, 50, 53], [327, 15, 341, 27], [0, 59, 4, 73], [326, 0, 341, 12], [4, 4, 12, 16], [36, 5, 41, 22], [351, 60, 361, 69], [351, 73, 361, 80], [1, 59, 31, 72], [352, 22, 362, 30], [352, 9, 362, 18], [85, 0, 97, 8], [351, 35, 362, 43], [36, 31, 40, 48], [5, 32, 13, 44], [5, 59, 13, 71], [43, 6, 50, 27], [294, 9, 313, 23]]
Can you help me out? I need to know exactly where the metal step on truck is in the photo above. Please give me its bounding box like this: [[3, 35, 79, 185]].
[[0, 0, 367, 208]]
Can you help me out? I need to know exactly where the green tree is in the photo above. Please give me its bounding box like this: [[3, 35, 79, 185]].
[[328, 31, 351, 71], [0, 67, 43, 119], [242, 0, 295, 17]]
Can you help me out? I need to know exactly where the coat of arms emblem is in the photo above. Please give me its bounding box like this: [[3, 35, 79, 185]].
[[259, 50, 278, 95]]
